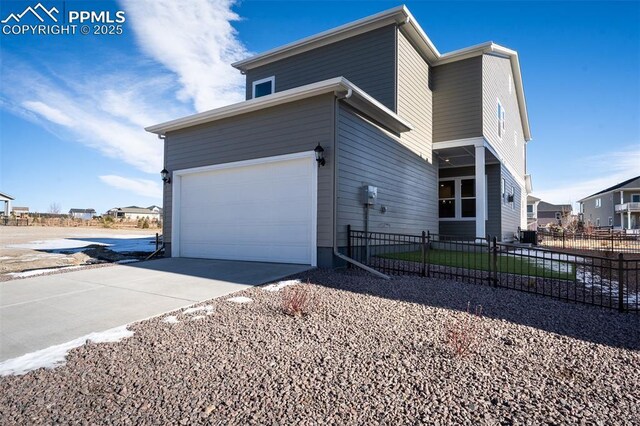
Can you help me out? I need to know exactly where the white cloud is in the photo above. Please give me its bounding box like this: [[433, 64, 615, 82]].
[[534, 145, 640, 206], [121, 0, 248, 112], [21, 101, 74, 126], [99, 175, 162, 199]]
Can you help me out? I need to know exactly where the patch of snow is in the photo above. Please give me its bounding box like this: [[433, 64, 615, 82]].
[[115, 259, 140, 264], [7, 235, 156, 254], [262, 279, 301, 292], [227, 296, 253, 304], [183, 305, 214, 315], [162, 316, 179, 324], [190, 315, 206, 321], [6, 266, 85, 278], [0, 325, 134, 376]]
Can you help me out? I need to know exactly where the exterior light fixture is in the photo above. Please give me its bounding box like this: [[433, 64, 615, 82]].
[[160, 168, 171, 184], [314, 144, 325, 167]]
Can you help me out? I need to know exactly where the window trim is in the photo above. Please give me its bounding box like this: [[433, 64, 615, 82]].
[[252, 76, 275, 98], [595, 198, 602, 208], [497, 99, 505, 139], [439, 176, 477, 221]]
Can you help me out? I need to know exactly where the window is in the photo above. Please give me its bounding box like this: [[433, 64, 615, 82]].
[[596, 218, 600, 227], [510, 186, 515, 210], [608, 217, 613, 226], [632, 194, 640, 202], [497, 100, 505, 138], [438, 180, 455, 218], [439, 177, 476, 219], [252, 76, 275, 98], [501, 178, 506, 203], [527, 204, 534, 213], [595, 198, 602, 208], [555, 212, 562, 220]]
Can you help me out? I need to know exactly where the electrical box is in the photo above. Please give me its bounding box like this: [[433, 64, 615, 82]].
[[363, 185, 377, 206]]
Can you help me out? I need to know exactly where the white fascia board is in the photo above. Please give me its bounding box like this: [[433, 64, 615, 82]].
[[232, 6, 410, 71], [145, 77, 412, 135]]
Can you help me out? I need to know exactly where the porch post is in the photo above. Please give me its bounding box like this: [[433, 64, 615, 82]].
[[628, 211, 632, 229], [475, 145, 486, 239]]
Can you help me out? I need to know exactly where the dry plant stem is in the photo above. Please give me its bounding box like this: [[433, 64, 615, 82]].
[[446, 302, 483, 357], [281, 283, 315, 317]]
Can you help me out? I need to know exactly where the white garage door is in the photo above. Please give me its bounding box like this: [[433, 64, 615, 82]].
[[174, 153, 317, 265]]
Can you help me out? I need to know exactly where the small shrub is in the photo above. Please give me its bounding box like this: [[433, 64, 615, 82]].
[[281, 283, 315, 317], [445, 302, 483, 358], [142, 218, 150, 229]]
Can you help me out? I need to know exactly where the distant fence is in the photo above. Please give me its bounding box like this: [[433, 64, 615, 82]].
[[1, 217, 29, 226], [348, 226, 639, 313], [537, 229, 640, 254]]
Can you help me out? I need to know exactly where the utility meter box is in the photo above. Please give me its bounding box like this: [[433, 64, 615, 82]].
[[363, 185, 377, 206]]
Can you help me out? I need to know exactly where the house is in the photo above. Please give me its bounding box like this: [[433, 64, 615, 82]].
[[579, 175, 640, 230], [11, 207, 29, 217], [69, 208, 96, 220], [536, 201, 572, 228], [0, 192, 14, 217], [147, 205, 163, 214], [526, 195, 541, 229], [146, 6, 532, 267], [107, 206, 161, 221]]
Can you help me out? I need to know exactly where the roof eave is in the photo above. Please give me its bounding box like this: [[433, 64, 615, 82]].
[[145, 77, 413, 136]]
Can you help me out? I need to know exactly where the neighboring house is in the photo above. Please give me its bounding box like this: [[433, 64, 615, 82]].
[[0, 192, 14, 217], [536, 201, 572, 228], [11, 207, 29, 217], [579, 175, 640, 230], [147, 205, 163, 214], [107, 206, 161, 221], [526, 195, 541, 230], [69, 208, 96, 220], [146, 6, 532, 267]]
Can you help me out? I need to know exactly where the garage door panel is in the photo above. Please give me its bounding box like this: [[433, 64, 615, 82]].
[[177, 155, 315, 265]]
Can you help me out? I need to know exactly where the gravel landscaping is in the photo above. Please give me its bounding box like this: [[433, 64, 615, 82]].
[[1, 269, 639, 424]]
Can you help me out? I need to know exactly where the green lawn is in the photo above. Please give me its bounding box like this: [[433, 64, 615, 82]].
[[381, 249, 575, 280]]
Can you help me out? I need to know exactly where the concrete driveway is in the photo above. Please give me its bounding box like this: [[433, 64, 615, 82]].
[[0, 258, 311, 361]]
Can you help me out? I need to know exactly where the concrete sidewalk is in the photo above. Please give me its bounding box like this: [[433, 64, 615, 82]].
[[0, 258, 311, 361]]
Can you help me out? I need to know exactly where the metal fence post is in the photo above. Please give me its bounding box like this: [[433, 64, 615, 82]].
[[492, 237, 498, 286], [155, 233, 159, 251], [347, 224, 352, 268], [618, 253, 625, 312], [426, 231, 431, 278], [421, 231, 426, 277], [562, 232, 565, 249]]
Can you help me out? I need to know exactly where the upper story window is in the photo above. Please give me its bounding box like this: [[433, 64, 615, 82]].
[[252, 76, 275, 99], [497, 100, 505, 138], [595, 198, 602, 208], [439, 178, 476, 219], [527, 204, 534, 213], [632, 194, 640, 202]]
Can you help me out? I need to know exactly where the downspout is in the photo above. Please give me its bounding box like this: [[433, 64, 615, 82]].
[[331, 89, 390, 279]]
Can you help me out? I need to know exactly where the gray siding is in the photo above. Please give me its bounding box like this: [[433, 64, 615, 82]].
[[163, 95, 336, 248], [439, 221, 475, 239], [500, 165, 522, 241], [336, 104, 438, 246], [245, 25, 397, 111], [396, 30, 433, 161], [482, 54, 526, 179], [432, 57, 483, 142], [582, 193, 615, 227]]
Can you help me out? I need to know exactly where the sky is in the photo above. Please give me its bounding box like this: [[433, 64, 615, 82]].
[[0, 0, 638, 214]]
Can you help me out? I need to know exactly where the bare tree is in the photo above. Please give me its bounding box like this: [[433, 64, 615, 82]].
[[49, 202, 61, 214]]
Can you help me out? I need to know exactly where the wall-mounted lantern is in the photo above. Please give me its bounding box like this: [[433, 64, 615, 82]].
[[314, 144, 325, 167], [160, 168, 171, 184]]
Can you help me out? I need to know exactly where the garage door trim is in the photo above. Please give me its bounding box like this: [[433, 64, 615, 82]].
[[171, 151, 317, 266]]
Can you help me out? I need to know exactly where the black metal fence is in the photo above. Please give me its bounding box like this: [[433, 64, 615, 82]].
[[537, 229, 640, 254], [348, 227, 639, 313]]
